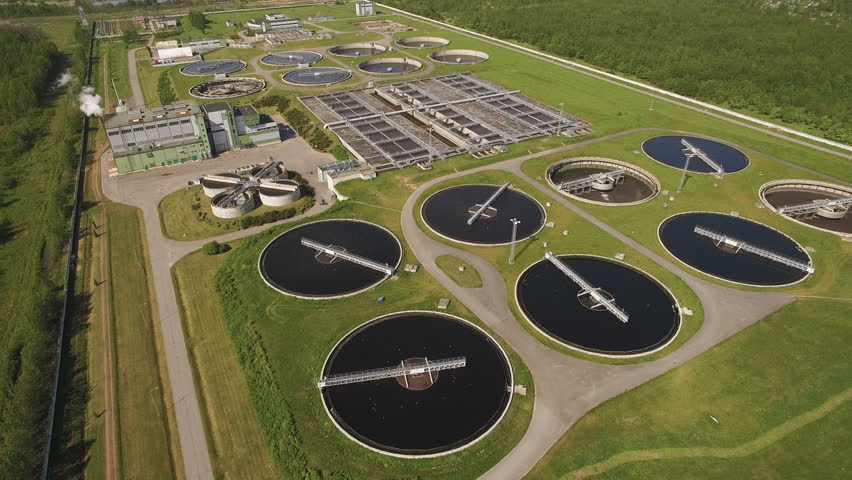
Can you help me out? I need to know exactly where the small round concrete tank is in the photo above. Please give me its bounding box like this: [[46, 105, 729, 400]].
[[259, 179, 301, 207], [202, 173, 241, 197], [211, 190, 255, 218]]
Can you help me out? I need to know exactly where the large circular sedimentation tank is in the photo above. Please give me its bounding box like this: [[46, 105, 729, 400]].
[[642, 135, 749, 174], [180, 59, 246, 76], [211, 190, 254, 218], [358, 57, 422, 74], [658, 212, 813, 286], [429, 49, 489, 64], [258, 179, 301, 206], [517, 255, 680, 357], [329, 42, 386, 57], [189, 77, 265, 99], [282, 67, 352, 86], [421, 184, 545, 245], [547, 158, 660, 205], [320, 311, 512, 457], [259, 219, 402, 299], [396, 36, 450, 49], [260, 51, 323, 66], [760, 180, 852, 235]]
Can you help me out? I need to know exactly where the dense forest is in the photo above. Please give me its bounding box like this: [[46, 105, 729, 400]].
[[387, 0, 852, 143], [0, 24, 86, 478]]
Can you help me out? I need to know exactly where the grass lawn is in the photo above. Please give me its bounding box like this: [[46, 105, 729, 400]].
[[524, 298, 852, 479], [195, 199, 534, 479], [520, 130, 852, 297], [157, 184, 313, 241], [172, 241, 278, 480], [104, 202, 184, 480], [436, 255, 483, 288]]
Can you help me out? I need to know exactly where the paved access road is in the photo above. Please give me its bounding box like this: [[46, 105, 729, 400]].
[[100, 138, 335, 480]]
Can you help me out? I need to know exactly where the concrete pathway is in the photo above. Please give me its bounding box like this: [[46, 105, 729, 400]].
[[398, 138, 797, 480], [99, 138, 335, 480], [127, 47, 145, 108]]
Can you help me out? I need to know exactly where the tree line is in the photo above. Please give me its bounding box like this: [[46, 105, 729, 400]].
[[387, 0, 852, 143]]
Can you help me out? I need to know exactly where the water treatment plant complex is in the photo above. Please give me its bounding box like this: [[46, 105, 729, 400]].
[[20, 2, 851, 480]]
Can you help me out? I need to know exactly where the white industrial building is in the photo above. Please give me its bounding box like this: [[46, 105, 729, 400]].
[[355, 1, 375, 16]]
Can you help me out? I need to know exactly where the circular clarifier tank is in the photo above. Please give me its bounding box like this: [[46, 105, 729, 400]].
[[658, 212, 813, 286], [188, 77, 265, 99], [760, 180, 852, 236], [358, 57, 422, 74], [516, 255, 681, 357], [281, 67, 352, 86], [421, 184, 545, 246], [329, 42, 387, 57], [258, 219, 402, 299], [180, 59, 246, 76], [547, 158, 660, 205], [429, 49, 489, 64], [641, 135, 749, 174], [260, 51, 323, 66], [396, 36, 450, 49], [320, 311, 512, 457]]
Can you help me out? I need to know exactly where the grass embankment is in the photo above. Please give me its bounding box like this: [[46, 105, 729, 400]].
[[102, 203, 184, 479], [525, 299, 852, 480], [158, 184, 314, 241], [340, 169, 704, 365], [436, 255, 483, 288], [520, 130, 852, 297], [172, 241, 277, 479], [173, 200, 534, 479]]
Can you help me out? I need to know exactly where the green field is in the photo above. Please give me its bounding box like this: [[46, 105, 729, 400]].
[[181, 199, 534, 479], [158, 184, 314, 241], [525, 299, 852, 480], [436, 255, 483, 288]]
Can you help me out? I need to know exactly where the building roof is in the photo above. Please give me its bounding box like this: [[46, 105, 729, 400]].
[[202, 102, 232, 114], [104, 100, 201, 129], [234, 105, 258, 117]]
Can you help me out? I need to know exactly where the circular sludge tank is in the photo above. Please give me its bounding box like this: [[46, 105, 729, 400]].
[[760, 180, 852, 236], [641, 135, 749, 174], [329, 42, 387, 57], [282, 67, 352, 86], [429, 49, 489, 64], [189, 77, 265, 99], [658, 212, 813, 286], [319, 311, 512, 457], [259, 219, 402, 299], [421, 184, 545, 246], [211, 190, 255, 218], [260, 51, 323, 66], [258, 179, 301, 207], [201, 173, 241, 197], [180, 59, 246, 76], [517, 255, 681, 357], [396, 36, 450, 49], [358, 57, 422, 74], [547, 158, 660, 205]]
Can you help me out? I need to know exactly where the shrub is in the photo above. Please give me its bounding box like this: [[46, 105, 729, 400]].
[[202, 240, 229, 255]]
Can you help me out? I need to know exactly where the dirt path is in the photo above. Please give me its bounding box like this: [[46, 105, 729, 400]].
[[568, 386, 852, 479]]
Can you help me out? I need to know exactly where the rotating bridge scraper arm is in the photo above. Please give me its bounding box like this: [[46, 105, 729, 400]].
[[467, 182, 510, 226], [300, 237, 395, 275]]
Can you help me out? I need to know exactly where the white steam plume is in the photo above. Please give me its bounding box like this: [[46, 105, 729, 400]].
[[54, 71, 74, 88], [78, 86, 103, 117]]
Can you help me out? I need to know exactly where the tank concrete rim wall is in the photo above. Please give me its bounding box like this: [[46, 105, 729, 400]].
[[396, 36, 450, 49], [545, 157, 661, 206], [357, 57, 423, 75], [759, 179, 852, 237], [328, 42, 387, 57], [428, 49, 490, 64]]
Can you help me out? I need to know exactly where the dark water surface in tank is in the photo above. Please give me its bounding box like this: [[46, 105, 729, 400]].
[[322, 312, 511, 455], [259, 220, 401, 297], [422, 184, 545, 245], [360, 61, 419, 73], [642, 136, 749, 173], [659, 212, 810, 285], [517, 256, 679, 355], [549, 166, 655, 203], [765, 190, 852, 234]]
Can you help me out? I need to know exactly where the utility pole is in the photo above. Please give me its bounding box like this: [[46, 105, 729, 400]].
[[557, 102, 565, 135], [677, 154, 691, 193], [508, 218, 521, 264]]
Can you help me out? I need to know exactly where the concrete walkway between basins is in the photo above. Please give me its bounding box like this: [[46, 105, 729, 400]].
[[399, 131, 796, 480]]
